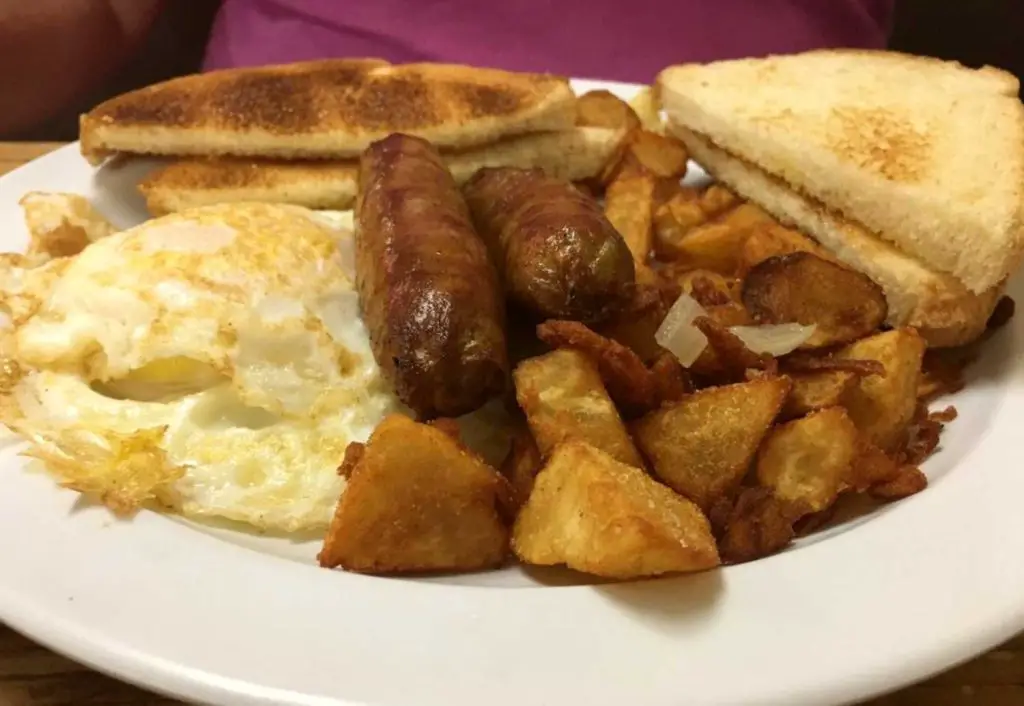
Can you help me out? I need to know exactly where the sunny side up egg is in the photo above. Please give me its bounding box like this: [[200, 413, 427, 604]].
[[0, 202, 397, 532]]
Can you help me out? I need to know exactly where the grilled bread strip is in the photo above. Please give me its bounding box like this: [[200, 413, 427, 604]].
[[139, 127, 624, 215], [82, 59, 576, 164]]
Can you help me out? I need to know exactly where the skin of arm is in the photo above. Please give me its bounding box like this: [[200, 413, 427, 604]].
[[0, 0, 164, 135]]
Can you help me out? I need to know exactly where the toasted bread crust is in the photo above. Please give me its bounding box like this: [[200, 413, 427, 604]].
[[81, 60, 576, 162], [677, 127, 1001, 347], [138, 127, 624, 215]]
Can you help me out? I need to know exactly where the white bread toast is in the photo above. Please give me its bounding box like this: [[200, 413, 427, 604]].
[[678, 128, 1002, 347], [138, 127, 624, 215], [81, 59, 576, 164], [658, 50, 1024, 293]]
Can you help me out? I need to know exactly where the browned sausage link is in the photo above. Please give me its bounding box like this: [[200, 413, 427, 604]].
[[462, 167, 636, 324], [356, 134, 508, 419]]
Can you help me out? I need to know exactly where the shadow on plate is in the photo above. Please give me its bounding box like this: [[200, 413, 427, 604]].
[[91, 155, 167, 229], [595, 570, 725, 633]]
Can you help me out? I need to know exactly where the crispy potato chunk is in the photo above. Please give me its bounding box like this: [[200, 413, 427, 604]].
[[743, 253, 888, 349], [624, 130, 689, 179], [576, 89, 641, 130], [718, 487, 798, 564], [597, 282, 675, 363], [836, 329, 926, 452], [756, 407, 859, 514], [782, 370, 858, 420], [537, 319, 657, 416], [512, 441, 720, 578], [665, 267, 743, 305], [847, 437, 901, 492], [319, 415, 510, 573], [633, 377, 791, 510], [656, 202, 773, 273], [501, 427, 543, 512], [783, 353, 886, 377], [738, 223, 837, 275], [604, 161, 657, 263], [870, 466, 928, 500], [700, 184, 740, 214], [627, 86, 664, 134], [514, 349, 644, 467]]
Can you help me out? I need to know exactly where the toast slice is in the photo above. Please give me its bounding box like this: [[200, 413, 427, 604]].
[[81, 59, 576, 164], [658, 50, 1024, 293], [138, 127, 624, 215], [678, 127, 1002, 347]]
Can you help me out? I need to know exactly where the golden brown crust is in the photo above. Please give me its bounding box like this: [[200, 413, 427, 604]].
[[81, 59, 576, 160], [356, 134, 508, 419]]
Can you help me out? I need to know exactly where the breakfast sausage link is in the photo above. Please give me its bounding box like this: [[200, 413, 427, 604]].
[[462, 167, 635, 323], [356, 134, 508, 419]]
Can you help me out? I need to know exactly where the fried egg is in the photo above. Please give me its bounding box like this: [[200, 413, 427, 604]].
[[0, 201, 397, 532]]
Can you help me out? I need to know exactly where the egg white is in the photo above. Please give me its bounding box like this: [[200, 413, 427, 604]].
[[0, 202, 397, 532]]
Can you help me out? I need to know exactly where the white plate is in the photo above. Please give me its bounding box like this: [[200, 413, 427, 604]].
[[1, 80, 1023, 706]]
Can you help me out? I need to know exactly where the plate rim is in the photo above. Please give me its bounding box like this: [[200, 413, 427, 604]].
[[1, 81, 1024, 706]]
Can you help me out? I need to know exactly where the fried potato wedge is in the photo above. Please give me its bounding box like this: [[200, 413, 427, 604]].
[[576, 89, 641, 130], [782, 370, 858, 420], [836, 329, 926, 452], [604, 161, 657, 263], [501, 427, 543, 512], [738, 223, 837, 275], [657, 203, 774, 274], [700, 184, 740, 215], [319, 414, 510, 573], [756, 407, 859, 515], [633, 377, 791, 510], [537, 319, 661, 417], [512, 440, 720, 578], [718, 487, 798, 564], [666, 268, 742, 306], [628, 86, 664, 134], [597, 282, 675, 363], [742, 252, 888, 348], [847, 437, 901, 492], [624, 130, 689, 179], [514, 349, 644, 467], [870, 465, 928, 500]]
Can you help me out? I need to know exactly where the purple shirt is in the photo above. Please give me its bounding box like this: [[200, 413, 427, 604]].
[[204, 0, 893, 82]]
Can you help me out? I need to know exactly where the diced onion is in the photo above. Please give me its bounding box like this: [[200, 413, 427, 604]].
[[729, 323, 816, 356], [655, 293, 708, 367]]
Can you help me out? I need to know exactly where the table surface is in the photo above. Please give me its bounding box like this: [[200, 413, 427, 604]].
[[0, 141, 1022, 706]]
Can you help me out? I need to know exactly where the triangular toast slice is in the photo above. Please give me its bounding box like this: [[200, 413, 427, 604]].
[[658, 50, 1024, 293]]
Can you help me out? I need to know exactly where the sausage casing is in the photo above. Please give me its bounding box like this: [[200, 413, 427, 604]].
[[356, 134, 508, 418], [462, 167, 635, 323]]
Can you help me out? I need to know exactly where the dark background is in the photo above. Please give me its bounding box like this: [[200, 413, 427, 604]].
[[10, 0, 1024, 141]]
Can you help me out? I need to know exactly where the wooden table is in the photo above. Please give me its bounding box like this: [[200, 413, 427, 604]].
[[0, 142, 1022, 706]]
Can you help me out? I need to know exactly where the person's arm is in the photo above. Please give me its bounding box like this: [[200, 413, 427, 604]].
[[0, 0, 164, 135]]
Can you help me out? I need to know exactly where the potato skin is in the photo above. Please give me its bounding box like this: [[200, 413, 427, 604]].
[[742, 252, 888, 349], [463, 167, 635, 323], [356, 134, 508, 419]]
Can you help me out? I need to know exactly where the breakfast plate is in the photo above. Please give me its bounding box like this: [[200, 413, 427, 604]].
[[1, 79, 1024, 706]]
